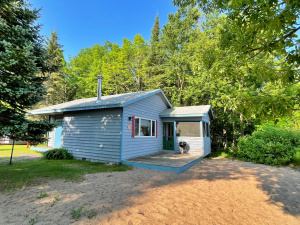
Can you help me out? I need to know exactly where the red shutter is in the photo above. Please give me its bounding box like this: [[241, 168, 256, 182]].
[[156, 120, 158, 137], [132, 116, 135, 138]]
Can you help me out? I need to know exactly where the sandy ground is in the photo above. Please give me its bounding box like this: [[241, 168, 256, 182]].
[[0, 158, 300, 225]]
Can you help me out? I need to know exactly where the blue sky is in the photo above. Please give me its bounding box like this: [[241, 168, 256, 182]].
[[30, 0, 177, 59]]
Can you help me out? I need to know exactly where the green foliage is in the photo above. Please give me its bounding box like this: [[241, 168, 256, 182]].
[[42, 148, 74, 160], [145, 14, 166, 90], [72, 206, 83, 219], [37, 192, 48, 199], [28, 218, 36, 225], [41, 30, 76, 106], [173, 0, 300, 65], [0, 159, 131, 192], [54, 195, 60, 201], [86, 209, 96, 219], [161, 6, 201, 106], [292, 150, 300, 166], [69, 34, 149, 99], [0, 0, 55, 146], [235, 125, 300, 165]]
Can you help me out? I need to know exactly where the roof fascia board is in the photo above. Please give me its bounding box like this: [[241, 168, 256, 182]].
[[159, 114, 206, 118], [27, 103, 123, 115], [122, 89, 172, 108]]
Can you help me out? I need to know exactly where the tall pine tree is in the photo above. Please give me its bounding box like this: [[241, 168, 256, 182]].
[[145, 14, 166, 89], [37, 29, 75, 106], [0, 0, 55, 163]]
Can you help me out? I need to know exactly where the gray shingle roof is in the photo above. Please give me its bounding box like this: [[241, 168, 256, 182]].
[[28, 89, 171, 115], [160, 105, 213, 119]]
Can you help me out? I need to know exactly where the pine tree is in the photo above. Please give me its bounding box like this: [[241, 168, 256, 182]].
[[148, 14, 160, 64], [39, 29, 75, 106], [0, 0, 55, 164], [46, 29, 64, 73], [145, 14, 166, 89]]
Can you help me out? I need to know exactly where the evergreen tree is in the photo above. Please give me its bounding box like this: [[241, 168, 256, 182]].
[[0, 0, 55, 163], [148, 14, 160, 64], [145, 14, 166, 89], [39, 29, 75, 106], [46, 29, 64, 73]]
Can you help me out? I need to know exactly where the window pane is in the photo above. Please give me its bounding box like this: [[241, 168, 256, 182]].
[[152, 120, 155, 136], [176, 122, 200, 137], [135, 118, 139, 136], [206, 123, 210, 137], [202, 122, 206, 137], [140, 119, 151, 136]]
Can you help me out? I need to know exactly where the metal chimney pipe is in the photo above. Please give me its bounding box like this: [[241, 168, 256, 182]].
[[97, 75, 103, 102]]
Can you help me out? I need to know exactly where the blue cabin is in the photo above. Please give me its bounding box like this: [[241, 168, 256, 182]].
[[28, 79, 214, 164]]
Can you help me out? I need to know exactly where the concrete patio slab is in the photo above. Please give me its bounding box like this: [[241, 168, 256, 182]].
[[122, 152, 205, 173]]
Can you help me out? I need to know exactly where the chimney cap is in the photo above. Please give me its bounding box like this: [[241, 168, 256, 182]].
[[97, 75, 103, 79]]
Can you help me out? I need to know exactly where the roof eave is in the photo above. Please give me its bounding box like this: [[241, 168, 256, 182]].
[[122, 89, 172, 108], [159, 114, 206, 118], [27, 103, 123, 115]]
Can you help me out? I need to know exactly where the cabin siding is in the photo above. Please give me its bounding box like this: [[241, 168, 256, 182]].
[[122, 94, 169, 160], [62, 108, 122, 163], [203, 137, 211, 156], [175, 137, 204, 155]]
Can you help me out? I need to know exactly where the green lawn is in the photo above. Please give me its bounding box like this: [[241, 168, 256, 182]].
[[0, 159, 131, 192], [0, 145, 131, 192], [0, 144, 43, 157], [0, 144, 43, 164]]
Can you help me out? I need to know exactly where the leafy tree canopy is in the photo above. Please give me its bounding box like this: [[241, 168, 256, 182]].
[[173, 0, 300, 65]]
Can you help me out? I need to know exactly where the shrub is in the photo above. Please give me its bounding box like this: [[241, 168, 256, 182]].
[[235, 125, 300, 166], [292, 148, 300, 166], [43, 148, 73, 160]]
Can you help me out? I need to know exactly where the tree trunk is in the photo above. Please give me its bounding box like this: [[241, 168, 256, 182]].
[[232, 123, 235, 148], [240, 113, 244, 137], [223, 126, 228, 149], [9, 140, 15, 165]]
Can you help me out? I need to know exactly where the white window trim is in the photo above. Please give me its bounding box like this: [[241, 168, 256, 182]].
[[135, 117, 156, 138]]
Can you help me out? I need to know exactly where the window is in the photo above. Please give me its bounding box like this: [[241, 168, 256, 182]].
[[134, 118, 139, 136], [152, 120, 156, 136], [141, 119, 151, 136], [206, 123, 210, 137], [203, 122, 206, 137], [134, 117, 156, 137], [202, 122, 210, 137], [176, 122, 200, 137]]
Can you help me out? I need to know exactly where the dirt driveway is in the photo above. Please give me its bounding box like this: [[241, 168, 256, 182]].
[[0, 158, 300, 225]]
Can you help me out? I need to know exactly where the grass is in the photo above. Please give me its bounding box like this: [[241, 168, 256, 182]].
[[210, 148, 300, 171], [0, 159, 131, 192], [86, 209, 96, 219], [72, 206, 83, 219], [37, 192, 48, 199], [0, 144, 43, 157], [208, 149, 231, 159]]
